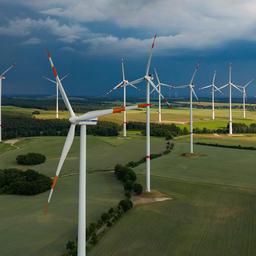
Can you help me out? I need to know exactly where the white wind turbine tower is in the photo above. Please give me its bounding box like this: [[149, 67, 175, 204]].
[[238, 79, 254, 118], [106, 58, 139, 137], [129, 34, 169, 192], [200, 71, 222, 120], [152, 68, 172, 123], [173, 65, 199, 154], [43, 73, 70, 119], [0, 63, 15, 142], [46, 51, 148, 256], [219, 63, 242, 135]]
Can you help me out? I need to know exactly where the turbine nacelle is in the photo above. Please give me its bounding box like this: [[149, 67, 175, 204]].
[[78, 118, 98, 126]]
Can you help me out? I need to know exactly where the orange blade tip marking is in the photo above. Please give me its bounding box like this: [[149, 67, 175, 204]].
[[51, 176, 58, 189], [138, 103, 152, 108], [113, 106, 125, 113]]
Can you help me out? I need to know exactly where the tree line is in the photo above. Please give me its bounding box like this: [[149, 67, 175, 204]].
[[127, 122, 189, 139], [195, 142, 256, 151], [194, 123, 256, 134], [2, 114, 120, 140]]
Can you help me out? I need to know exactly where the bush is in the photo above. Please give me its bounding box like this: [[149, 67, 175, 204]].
[[124, 169, 137, 182], [123, 180, 134, 192], [0, 169, 51, 195], [118, 199, 133, 212], [101, 212, 110, 222], [133, 183, 143, 195], [114, 164, 137, 183], [124, 191, 131, 199], [65, 240, 77, 255], [16, 153, 46, 165]]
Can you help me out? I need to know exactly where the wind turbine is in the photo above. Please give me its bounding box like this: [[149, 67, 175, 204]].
[[238, 79, 254, 118], [0, 63, 15, 142], [129, 34, 169, 192], [152, 68, 172, 123], [200, 71, 222, 120], [173, 65, 199, 154], [43, 73, 70, 119], [106, 58, 139, 137], [219, 63, 242, 135], [46, 51, 148, 256]]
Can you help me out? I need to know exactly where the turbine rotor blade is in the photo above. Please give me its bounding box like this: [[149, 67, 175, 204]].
[[129, 77, 144, 85], [189, 64, 200, 85], [218, 83, 229, 90], [43, 76, 56, 84], [173, 84, 189, 89], [154, 68, 160, 84], [145, 34, 157, 76], [212, 71, 217, 84], [244, 79, 254, 88], [192, 88, 198, 101], [231, 83, 242, 92], [127, 82, 140, 91], [121, 58, 125, 81], [214, 85, 223, 94], [47, 51, 75, 117], [1, 63, 16, 77], [150, 84, 159, 94], [60, 73, 70, 82], [147, 78, 170, 105], [47, 124, 76, 203], [200, 85, 212, 90], [106, 81, 124, 95], [161, 83, 174, 88], [76, 104, 148, 122]]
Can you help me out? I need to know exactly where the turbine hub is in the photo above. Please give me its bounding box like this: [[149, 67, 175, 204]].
[[69, 116, 78, 124]]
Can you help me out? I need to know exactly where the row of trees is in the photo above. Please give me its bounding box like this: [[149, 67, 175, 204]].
[[193, 123, 256, 134], [114, 164, 143, 196], [126, 141, 174, 168], [0, 169, 51, 195], [2, 97, 116, 112], [64, 198, 133, 255], [127, 122, 189, 139], [16, 153, 46, 165], [64, 139, 175, 255], [2, 114, 120, 140], [195, 142, 256, 151]]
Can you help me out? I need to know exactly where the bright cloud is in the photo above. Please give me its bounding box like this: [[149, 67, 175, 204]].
[[0, 17, 88, 43], [2, 0, 256, 55]]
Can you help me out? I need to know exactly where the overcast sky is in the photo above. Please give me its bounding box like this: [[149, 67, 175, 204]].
[[1, 0, 256, 98]]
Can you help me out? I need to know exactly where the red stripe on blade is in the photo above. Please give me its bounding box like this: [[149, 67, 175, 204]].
[[138, 103, 151, 108], [113, 107, 125, 113], [52, 67, 57, 78], [47, 49, 51, 58], [51, 176, 58, 189], [152, 34, 157, 48]]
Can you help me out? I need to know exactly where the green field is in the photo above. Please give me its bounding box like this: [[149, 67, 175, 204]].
[[2, 104, 256, 255], [176, 133, 256, 147], [89, 141, 256, 256], [0, 135, 166, 256], [3, 105, 256, 131]]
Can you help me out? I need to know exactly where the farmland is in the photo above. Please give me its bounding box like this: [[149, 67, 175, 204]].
[[0, 135, 166, 256], [89, 140, 256, 256], [3, 104, 256, 131], [1, 103, 256, 255]]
